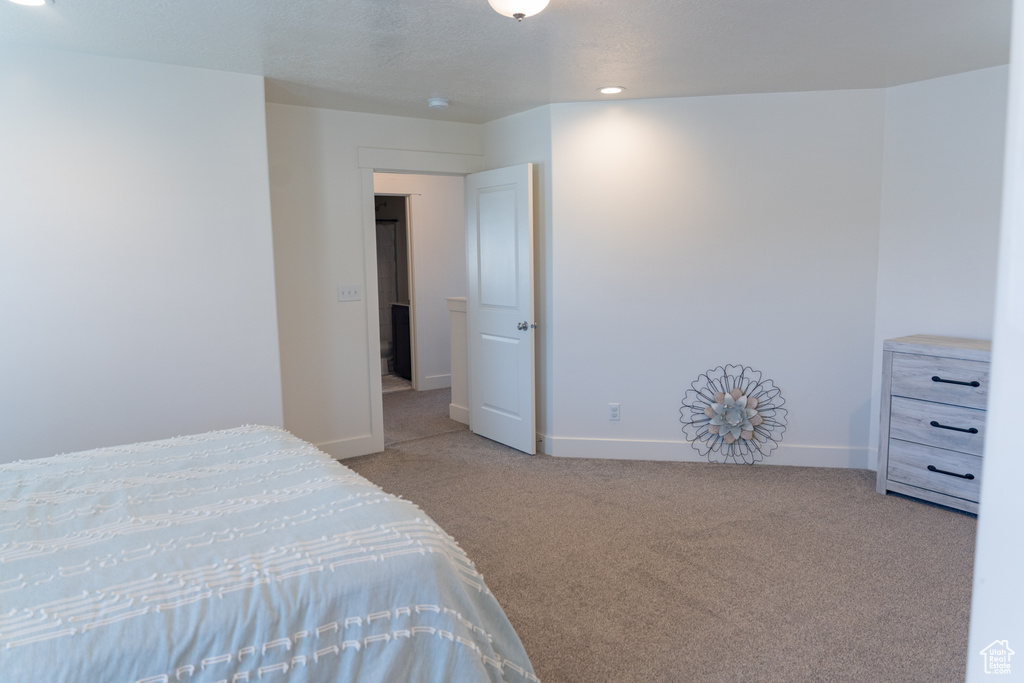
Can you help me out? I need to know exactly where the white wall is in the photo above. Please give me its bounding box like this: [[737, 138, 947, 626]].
[[265, 104, 481, 457], [0, 47, 282, 462], [868, 66, 1009, 466], [545, 91, 887, 466], [968, 1, 1024, 672], [482, 106, 554, 441], [267, 72, 1005, 469], [374, 173, 466, 391]]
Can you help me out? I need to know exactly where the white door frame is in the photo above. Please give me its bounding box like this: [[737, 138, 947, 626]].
[[357, 148, 484, 453]]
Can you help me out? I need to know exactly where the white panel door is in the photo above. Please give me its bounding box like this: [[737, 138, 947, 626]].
[[465, 164, 535, 454]]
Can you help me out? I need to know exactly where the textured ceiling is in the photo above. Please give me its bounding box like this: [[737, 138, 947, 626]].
[[0, 0, 1012, 124]]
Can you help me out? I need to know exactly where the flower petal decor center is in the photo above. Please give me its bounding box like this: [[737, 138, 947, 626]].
[[707, 389, 760, 443], [680, 365, 787, 464]]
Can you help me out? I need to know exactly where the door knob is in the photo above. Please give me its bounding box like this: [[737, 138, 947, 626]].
[[517, 321, 529, 331]]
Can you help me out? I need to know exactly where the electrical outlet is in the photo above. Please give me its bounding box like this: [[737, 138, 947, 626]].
[[608, 403, 620, 421], [337, 284, 362, 302]]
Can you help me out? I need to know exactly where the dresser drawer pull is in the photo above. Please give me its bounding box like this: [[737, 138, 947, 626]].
[[927, 464, 975, 480], [931, 375, 981, 388], [929, 420, 979, 434]]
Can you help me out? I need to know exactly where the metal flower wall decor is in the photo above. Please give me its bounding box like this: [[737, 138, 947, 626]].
[[680, 365, 787, 464]]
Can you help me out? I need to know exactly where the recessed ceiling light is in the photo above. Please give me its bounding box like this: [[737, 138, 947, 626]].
[[599, 86, 625, 95], [8, 0, 49, 6], [428, 98, 450, 109]]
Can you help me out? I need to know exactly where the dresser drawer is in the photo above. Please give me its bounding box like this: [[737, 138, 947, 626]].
[[887, 439, 981, 503], [890, 353, 989, 409], [889, 396, 986, 456]]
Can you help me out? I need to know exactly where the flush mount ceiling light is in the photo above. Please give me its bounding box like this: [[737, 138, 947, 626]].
[[488, 0, 549, 22], [8, 0, 50, 6], [599, 86, 626, 95]]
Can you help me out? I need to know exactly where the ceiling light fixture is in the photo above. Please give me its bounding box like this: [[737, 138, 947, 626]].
[[428, 98, 450, 109], [488, 0, 549, 22], [599, 86, 625, 95], [8, 0, 49, 6]]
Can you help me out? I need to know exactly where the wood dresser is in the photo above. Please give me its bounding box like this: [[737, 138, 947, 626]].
[[876, 335, 991, 513]]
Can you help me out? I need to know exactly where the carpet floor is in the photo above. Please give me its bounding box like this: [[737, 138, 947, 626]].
[[345, 388, 976, 682]]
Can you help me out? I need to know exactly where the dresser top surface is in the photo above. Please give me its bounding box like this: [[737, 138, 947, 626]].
[[884, 334, 991, 361]]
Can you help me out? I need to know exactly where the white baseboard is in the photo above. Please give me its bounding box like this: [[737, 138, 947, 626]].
[[543, 435, 871, 469], [449, 403, 469, 425], [417, 374, 452, 391], [315, 434, 381, 460]]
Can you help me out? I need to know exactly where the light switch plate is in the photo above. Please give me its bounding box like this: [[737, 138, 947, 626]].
[[337, 284, 362, 302]]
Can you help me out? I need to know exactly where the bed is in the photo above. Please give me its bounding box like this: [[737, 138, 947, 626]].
[[0, 425, 537, 682]]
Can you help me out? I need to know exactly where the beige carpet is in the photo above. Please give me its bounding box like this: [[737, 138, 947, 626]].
[[381, 386, 467, 446], [381, 373, 412, 394], [346, 389, 976, 682]]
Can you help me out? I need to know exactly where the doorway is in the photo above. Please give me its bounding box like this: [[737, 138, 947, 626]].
[[372, 173, 467, 437], [355, 149, 488, 455], [374, 195, 413, 394], [368, 165, 536, 454]]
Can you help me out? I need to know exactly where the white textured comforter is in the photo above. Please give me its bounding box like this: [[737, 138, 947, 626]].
[[0, 426, 536, 682]]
